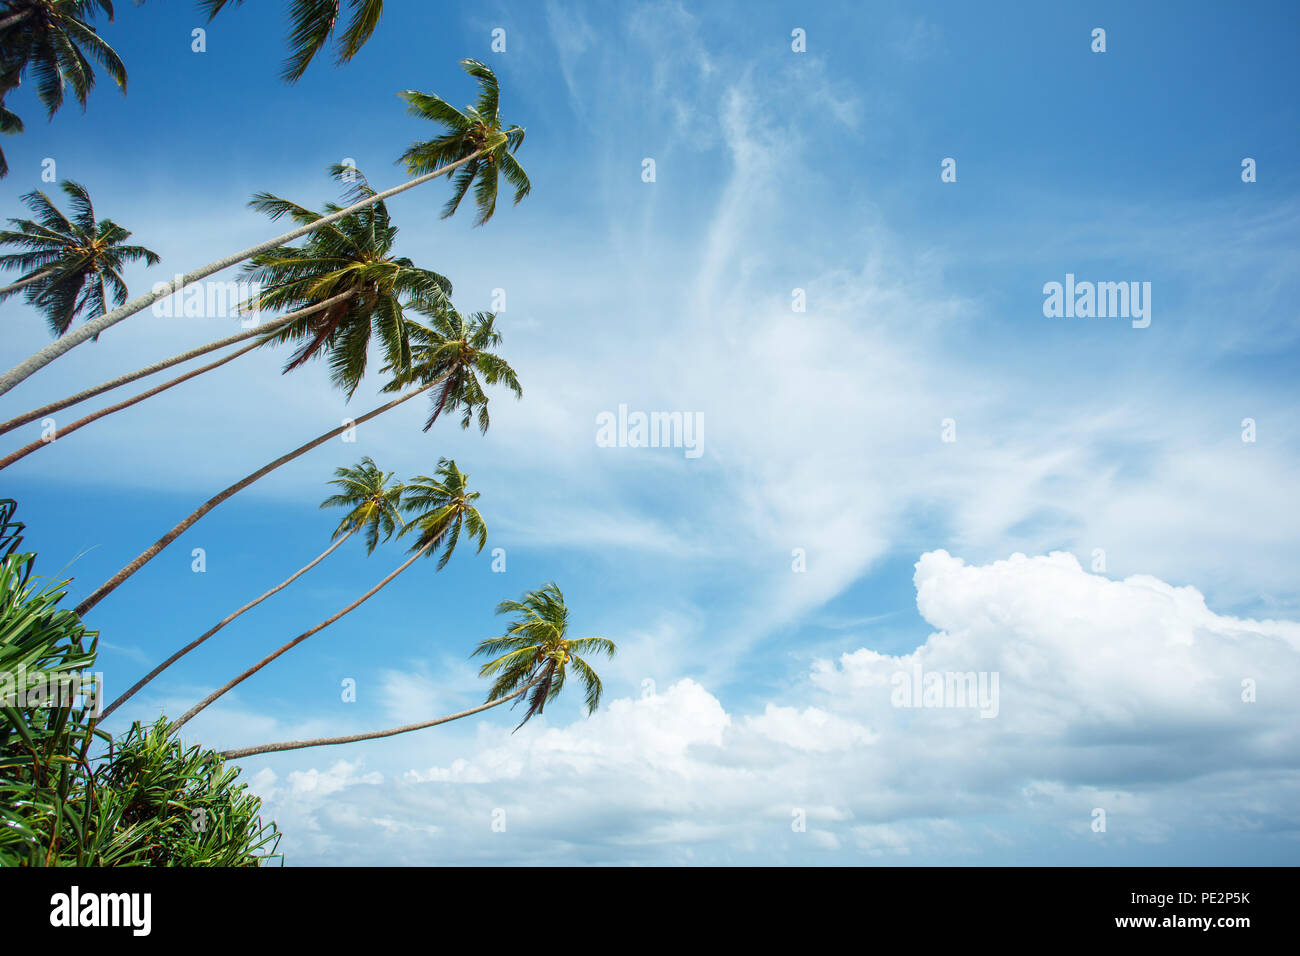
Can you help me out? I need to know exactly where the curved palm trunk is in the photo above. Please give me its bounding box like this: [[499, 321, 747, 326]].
[[0, 150, 486, 397], [73, 375, 442, 617], [0, 269, 55, 297], [0, 292, 351, 437], [98, 526, 359, 722], [0, 10, 32, 31], [168, 539, 437, 734], [0, 339, 261, 471], [218, 681, 538, 760]]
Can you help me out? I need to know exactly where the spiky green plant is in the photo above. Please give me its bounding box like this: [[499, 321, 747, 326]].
[[89, 718, 281, 866], [0, 500, 279, 865], [0, 547, 99, 864]]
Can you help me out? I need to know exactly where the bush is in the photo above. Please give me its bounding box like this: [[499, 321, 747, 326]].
[[0, 499, 281, 866]]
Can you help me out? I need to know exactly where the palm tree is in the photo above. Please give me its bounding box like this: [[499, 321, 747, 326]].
[[0, 167, 452, 466], [98, 457, 404, 721], [168, 458, 485, 734], [399, 59, 530, 226], [72, 306, 519, 616], [201, 0, 384, 84], [0, 58, 528, 396], [243, 164, 451, 399], [0, 289, 355, 440], [475, 583, 615, 729], [0, 180, 158, 335], [388, 305, 521, 434], [0, 1, 127, 119], [218, 584, 615, 759]]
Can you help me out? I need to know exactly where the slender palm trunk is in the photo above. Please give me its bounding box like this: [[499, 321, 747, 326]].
[[0, 10, 32, 32], [0, 268, 54, 297], [218, 681, 537, 760], [98, 527, 358, 722], [0, 292, 351, 437], [0, 150, 486, 396], [0, 339, 261, 471], [73, 375, 443, 617], [169, 539, 437, 734]]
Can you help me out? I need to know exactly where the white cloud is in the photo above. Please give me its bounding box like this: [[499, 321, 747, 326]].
[[247, 551, 1300, 864]]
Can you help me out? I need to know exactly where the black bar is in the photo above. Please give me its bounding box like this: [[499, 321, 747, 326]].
[[3, 866, 1281, 943]]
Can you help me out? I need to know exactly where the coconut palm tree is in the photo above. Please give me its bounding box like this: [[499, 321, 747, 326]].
[[201, 0, 384, 84], [242, 163, 451, 399], [0, 180, 158, 335], [0, 168, 451, 466], [387, 305, 521, 434], [398, 59, 530, 227], [0, 58, 528, 396], [98, 457, 405, 721], [475, 583, 615, 729], [218, 584, 615, 759], [72, 306, 519, 616], [0, 289, 355, 440], [0, 0, 127, 120], [169, 458, 485, 734]]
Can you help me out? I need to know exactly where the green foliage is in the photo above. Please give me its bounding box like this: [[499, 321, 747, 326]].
[[384, 306, 522, 433], [91, 718, 282, 866], [243, 165, 451, 398], [320, 456, 406, 554], [0, 180, 160, 335], [400, 458, 487, 571], [0, 500, 280, 866], [399, 59, 531, 226], [474, 583, 616, 730], [203, 0, 385, 84], [0, 544, 99, 864], [0, 0, 129, 176]]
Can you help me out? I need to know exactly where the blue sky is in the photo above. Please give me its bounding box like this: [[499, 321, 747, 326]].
[[2, 0, 1298, 864]]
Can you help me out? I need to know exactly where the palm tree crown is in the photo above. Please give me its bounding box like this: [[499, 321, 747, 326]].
[[398, 58, 530, 226], [243, 165, 451, 398], [385, 305, 521, 433], [0, 0, 127, 117], [474, 583, 616, 730], [320, 456, 405, 555], [0, 179, 158, 335], [398, 458, 486, 571], [202, 0, 383, 84]]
